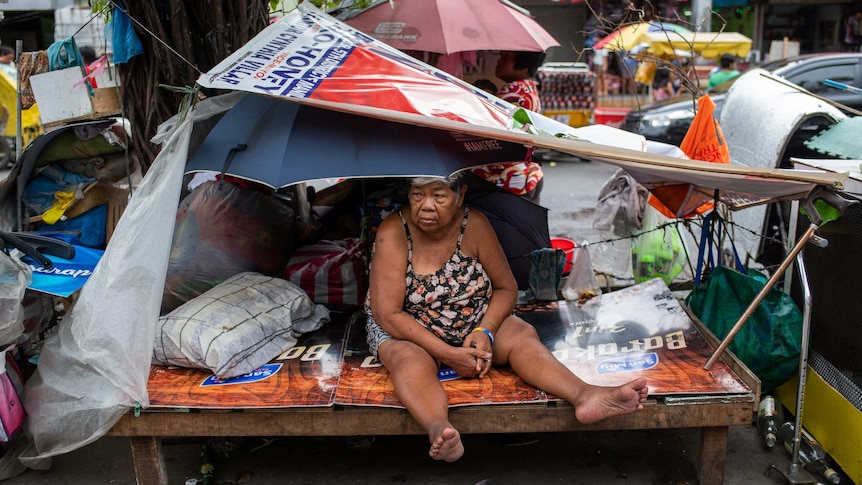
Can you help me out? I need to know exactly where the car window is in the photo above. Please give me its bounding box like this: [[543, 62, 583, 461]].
[[784, 63, 857, 96]]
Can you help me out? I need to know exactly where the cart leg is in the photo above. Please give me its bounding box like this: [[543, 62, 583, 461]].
[[698, 426, 728, 485], [129, 436, 168, 485]]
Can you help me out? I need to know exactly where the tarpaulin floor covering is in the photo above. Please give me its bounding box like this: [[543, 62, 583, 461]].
[[147, 278, 750, 410]]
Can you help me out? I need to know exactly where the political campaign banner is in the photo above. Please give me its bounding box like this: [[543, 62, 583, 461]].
[[195, 2, 844, 211]]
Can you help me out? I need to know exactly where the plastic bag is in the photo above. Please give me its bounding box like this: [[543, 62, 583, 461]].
[[561, 245, 602, 302], [0, 252, 30, 349], [161, 180, 296, 314], [527, 248, 565, 301], [283, 238, 368, 308], [685, 265, 802, 390], [685, 211, 802, 390], [0, 350, 25, 443], [631, 204, 685, 285]]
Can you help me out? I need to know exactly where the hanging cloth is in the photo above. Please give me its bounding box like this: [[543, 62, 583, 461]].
[[107, 2, 144, 64], [46, 37, 86, 72], [46, 37, 95, 97], [16, 51, 49, 110]]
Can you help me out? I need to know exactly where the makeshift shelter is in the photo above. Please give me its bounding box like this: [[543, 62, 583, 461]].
[[8, 2, 848, 467]]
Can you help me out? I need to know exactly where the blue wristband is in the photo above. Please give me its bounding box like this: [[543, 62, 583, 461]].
[[472, 326, 494, 346]]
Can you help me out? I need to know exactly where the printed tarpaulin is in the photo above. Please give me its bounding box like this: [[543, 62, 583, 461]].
[[21, 245, 103, 298], [198, 4, 515, 128], [196, 3, 847, 208]]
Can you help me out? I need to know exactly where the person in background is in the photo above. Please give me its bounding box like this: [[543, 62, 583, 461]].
[[365, 174, 649, 462], [0, 46, 17, 79], [472, 51, 545, 202], [472, 78, 498, 95], [79, 45, 98, 88], [708, 53, 740, 89], [495, 50, 543, 111], [592, 47, 608, 96], [651, 65, 675, 101]]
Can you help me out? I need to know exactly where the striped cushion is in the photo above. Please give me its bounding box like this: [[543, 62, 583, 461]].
[[153, 272, 329, 378]]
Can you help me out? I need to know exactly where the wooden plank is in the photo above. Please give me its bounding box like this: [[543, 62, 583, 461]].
[[684, 306, 762, 403], [129, 436, 168, 485], [698, 426, 729, 485], [108, 400, 754, 437]]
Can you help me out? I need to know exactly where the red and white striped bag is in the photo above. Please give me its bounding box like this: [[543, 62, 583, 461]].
[[284, 238, 368, 308]]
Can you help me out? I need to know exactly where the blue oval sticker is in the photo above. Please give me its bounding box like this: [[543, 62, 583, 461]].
[[596, 353, 658, 375]]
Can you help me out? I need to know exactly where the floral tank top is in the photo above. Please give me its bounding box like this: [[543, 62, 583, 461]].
[[401, 207, 491, 346]]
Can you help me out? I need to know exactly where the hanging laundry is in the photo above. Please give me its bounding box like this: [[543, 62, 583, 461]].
[[107, 2, 143, 64], [17, 51, 49, 110], [46, 37, 86, 72]]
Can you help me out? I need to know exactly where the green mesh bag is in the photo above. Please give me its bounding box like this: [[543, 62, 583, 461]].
[[685, 265, 802, 390]]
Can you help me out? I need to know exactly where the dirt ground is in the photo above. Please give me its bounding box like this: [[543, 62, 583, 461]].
[[4, 425, 814, 485]]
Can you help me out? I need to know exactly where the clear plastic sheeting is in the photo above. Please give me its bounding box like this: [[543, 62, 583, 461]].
[[18, 111, 194, 464], [0, 252, 30, 348]]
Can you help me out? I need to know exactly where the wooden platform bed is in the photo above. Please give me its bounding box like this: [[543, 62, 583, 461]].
[[107, 280, 760, 485]]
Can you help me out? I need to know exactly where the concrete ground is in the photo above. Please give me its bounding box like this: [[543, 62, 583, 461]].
[[3, 425, 811, 484]]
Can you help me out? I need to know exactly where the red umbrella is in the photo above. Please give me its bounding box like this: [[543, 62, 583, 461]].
[[345, 0, 559, 55]]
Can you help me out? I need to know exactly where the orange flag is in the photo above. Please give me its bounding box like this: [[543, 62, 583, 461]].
[[648, 94, 730, 218]]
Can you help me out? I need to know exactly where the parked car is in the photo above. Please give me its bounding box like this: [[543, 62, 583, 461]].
[[620, 53, 862, 147]]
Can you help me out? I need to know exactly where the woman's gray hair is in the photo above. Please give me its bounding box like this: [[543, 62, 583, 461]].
[[409, 172, 466, 194]]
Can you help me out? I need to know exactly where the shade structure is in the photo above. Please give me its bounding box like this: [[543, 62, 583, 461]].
[[197, 2, 847, 208], [593, 21, 691, 52], [185, 93, 530, 189], [345, 0, 559, 54], [644, 31, 752, 59]]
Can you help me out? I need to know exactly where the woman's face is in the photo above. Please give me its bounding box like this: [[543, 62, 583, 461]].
[[408, 181, 463, 233], [495, 51, 519, 82]]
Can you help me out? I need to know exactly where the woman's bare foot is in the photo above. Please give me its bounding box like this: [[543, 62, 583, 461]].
[[574, 377, 649, 424], [429, 426, 464, 462]]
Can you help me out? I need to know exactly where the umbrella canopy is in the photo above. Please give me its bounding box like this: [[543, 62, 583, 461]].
[[185, 93, 530, 189], [644, 31, 752, 59], [594, 21, 692, 52], [196, 2, 847, 208], [462, 172, 550, 289], [344, 0, 559, 55]]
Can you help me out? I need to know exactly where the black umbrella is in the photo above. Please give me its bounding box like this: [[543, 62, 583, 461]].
[[185, 93, 531, 189], [463, 172, 550, 290]]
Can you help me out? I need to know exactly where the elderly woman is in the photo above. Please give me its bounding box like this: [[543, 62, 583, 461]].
[[365, 174, 648, 462]]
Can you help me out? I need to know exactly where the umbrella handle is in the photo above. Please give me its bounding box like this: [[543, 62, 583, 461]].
[[218, 144, 247, 188], [0, 232, 68, 270]]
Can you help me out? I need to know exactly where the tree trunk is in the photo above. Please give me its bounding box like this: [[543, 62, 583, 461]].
[[117, 1, 269, 173]]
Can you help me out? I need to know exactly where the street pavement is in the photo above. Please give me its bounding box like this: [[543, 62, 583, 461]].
[[0, 159, 824, 484]]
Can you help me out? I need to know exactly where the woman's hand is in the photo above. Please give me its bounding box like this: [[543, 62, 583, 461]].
[[453, 331, 495, 378], [443, 339, 493, 379]]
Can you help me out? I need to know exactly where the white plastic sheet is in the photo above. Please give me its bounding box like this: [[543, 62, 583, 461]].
[[19, 110, 193, 463]]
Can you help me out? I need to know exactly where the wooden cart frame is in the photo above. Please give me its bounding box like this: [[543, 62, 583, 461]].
[[108, 317, 759, 485]]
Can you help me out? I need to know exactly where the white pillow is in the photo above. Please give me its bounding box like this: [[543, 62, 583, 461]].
[[153, 272, 329, 378]]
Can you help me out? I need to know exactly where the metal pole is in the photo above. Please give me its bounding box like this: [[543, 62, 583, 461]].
[[691, 0, 713, 32], [15, 40, 22, 232], [789, 253, 813, 476], [766, 252, 818, 484], [14, 40, 21, 162]]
